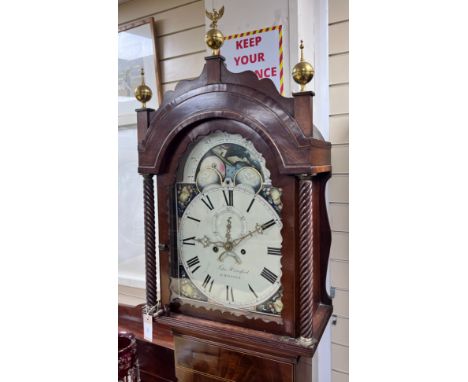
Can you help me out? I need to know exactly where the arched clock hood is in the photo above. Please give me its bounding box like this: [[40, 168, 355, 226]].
[[137, 56, 331, 176]]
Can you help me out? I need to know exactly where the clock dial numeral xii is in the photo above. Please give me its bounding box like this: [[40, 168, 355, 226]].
[[223, 189, 234, 207]]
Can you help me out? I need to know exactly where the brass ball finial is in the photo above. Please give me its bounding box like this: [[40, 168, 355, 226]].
[[292, 40, 315, 92], [205, 6, 225, 55], [134, 67, 152, 108]]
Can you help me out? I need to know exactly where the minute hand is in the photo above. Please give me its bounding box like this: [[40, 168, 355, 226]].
[[231, 224, 264, 248]]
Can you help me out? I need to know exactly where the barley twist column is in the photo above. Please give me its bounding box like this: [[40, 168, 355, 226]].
[[298, 175, 314, 343], [143, 174, 157, 308]]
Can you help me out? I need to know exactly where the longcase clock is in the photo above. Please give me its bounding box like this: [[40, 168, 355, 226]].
[[136, 55, 332, 382]]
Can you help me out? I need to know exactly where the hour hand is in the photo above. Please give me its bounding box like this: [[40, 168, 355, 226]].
[[195, 235, 224, 248]]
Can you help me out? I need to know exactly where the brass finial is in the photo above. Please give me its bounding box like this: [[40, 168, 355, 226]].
[[292, 40, 315, 92], [134, 67, 152, 108], [205, 6, 225, 55]]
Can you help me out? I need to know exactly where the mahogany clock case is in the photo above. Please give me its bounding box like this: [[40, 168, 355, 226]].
[[136, 56, 332, 350]]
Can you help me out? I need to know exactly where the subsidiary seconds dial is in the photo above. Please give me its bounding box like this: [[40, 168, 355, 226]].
[[178, 186, 283, 309]]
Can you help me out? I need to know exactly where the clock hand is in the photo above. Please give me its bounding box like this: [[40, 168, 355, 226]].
[[225, 217, 232, 242], [231, 252, 242, 264], [218, 250, 228, 262], [195, 235, 225, 248], [218, 250, 242, 264], [195, 218, 233, 249], [231, 224, 264, 248]]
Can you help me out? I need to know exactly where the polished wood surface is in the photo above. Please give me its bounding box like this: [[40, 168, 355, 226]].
[[157, 310, 326, 359], [292, 91, 315, 138], [174, 335, 294, 382]]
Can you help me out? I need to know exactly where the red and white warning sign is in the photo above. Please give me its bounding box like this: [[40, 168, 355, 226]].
[[221, 25, 284, 95]]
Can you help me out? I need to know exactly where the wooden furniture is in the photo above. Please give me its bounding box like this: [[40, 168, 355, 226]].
[[118, 332, 140, 382], [119, 304, 176, 382], [129, 54, 332, 381]]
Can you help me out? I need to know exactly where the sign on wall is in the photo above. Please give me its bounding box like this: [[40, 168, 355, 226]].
[[222, 25, 284, 95]]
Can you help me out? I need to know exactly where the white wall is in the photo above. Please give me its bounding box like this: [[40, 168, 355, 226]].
[[328, 0, 349, 381]]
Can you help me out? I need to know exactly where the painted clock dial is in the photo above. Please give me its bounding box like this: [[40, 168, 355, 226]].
[[178, 186, 282, 308], [174, 132, 284, 315]]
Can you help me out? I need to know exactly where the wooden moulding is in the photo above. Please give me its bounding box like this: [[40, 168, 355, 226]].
[[156, 309, 331, 359]]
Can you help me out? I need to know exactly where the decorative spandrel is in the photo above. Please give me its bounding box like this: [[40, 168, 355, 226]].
[[170, 132, 285, 321]]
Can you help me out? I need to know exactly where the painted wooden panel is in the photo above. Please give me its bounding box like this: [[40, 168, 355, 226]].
[[332, 343, 349, 373], [330, 260, 349, 290], [155, 1, 205, 36], [331, 231, 349, 261], [333, 289, 349, 317], [157, 26, 205, 60], [332, 316, 348, 346], [332, 370, 349, 382], [329, 114, 349, 144], [331, 145, 349, 174], [160, 52, 206, 83], [329, 203, 349, 232], [329, 84, 349, 115], [329, 21, 349, 55], [329, 174, 348, 203], [118, 0, 196, 24], [329, 53, 349, 85], [329, 0, 349, 24]]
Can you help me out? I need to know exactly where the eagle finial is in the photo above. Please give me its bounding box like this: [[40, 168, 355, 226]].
[[205, 5, 224, 28]]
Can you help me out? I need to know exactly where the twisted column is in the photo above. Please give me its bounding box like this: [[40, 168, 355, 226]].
[[298, 175, 314, 341], [143, 174, 157, 307]]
